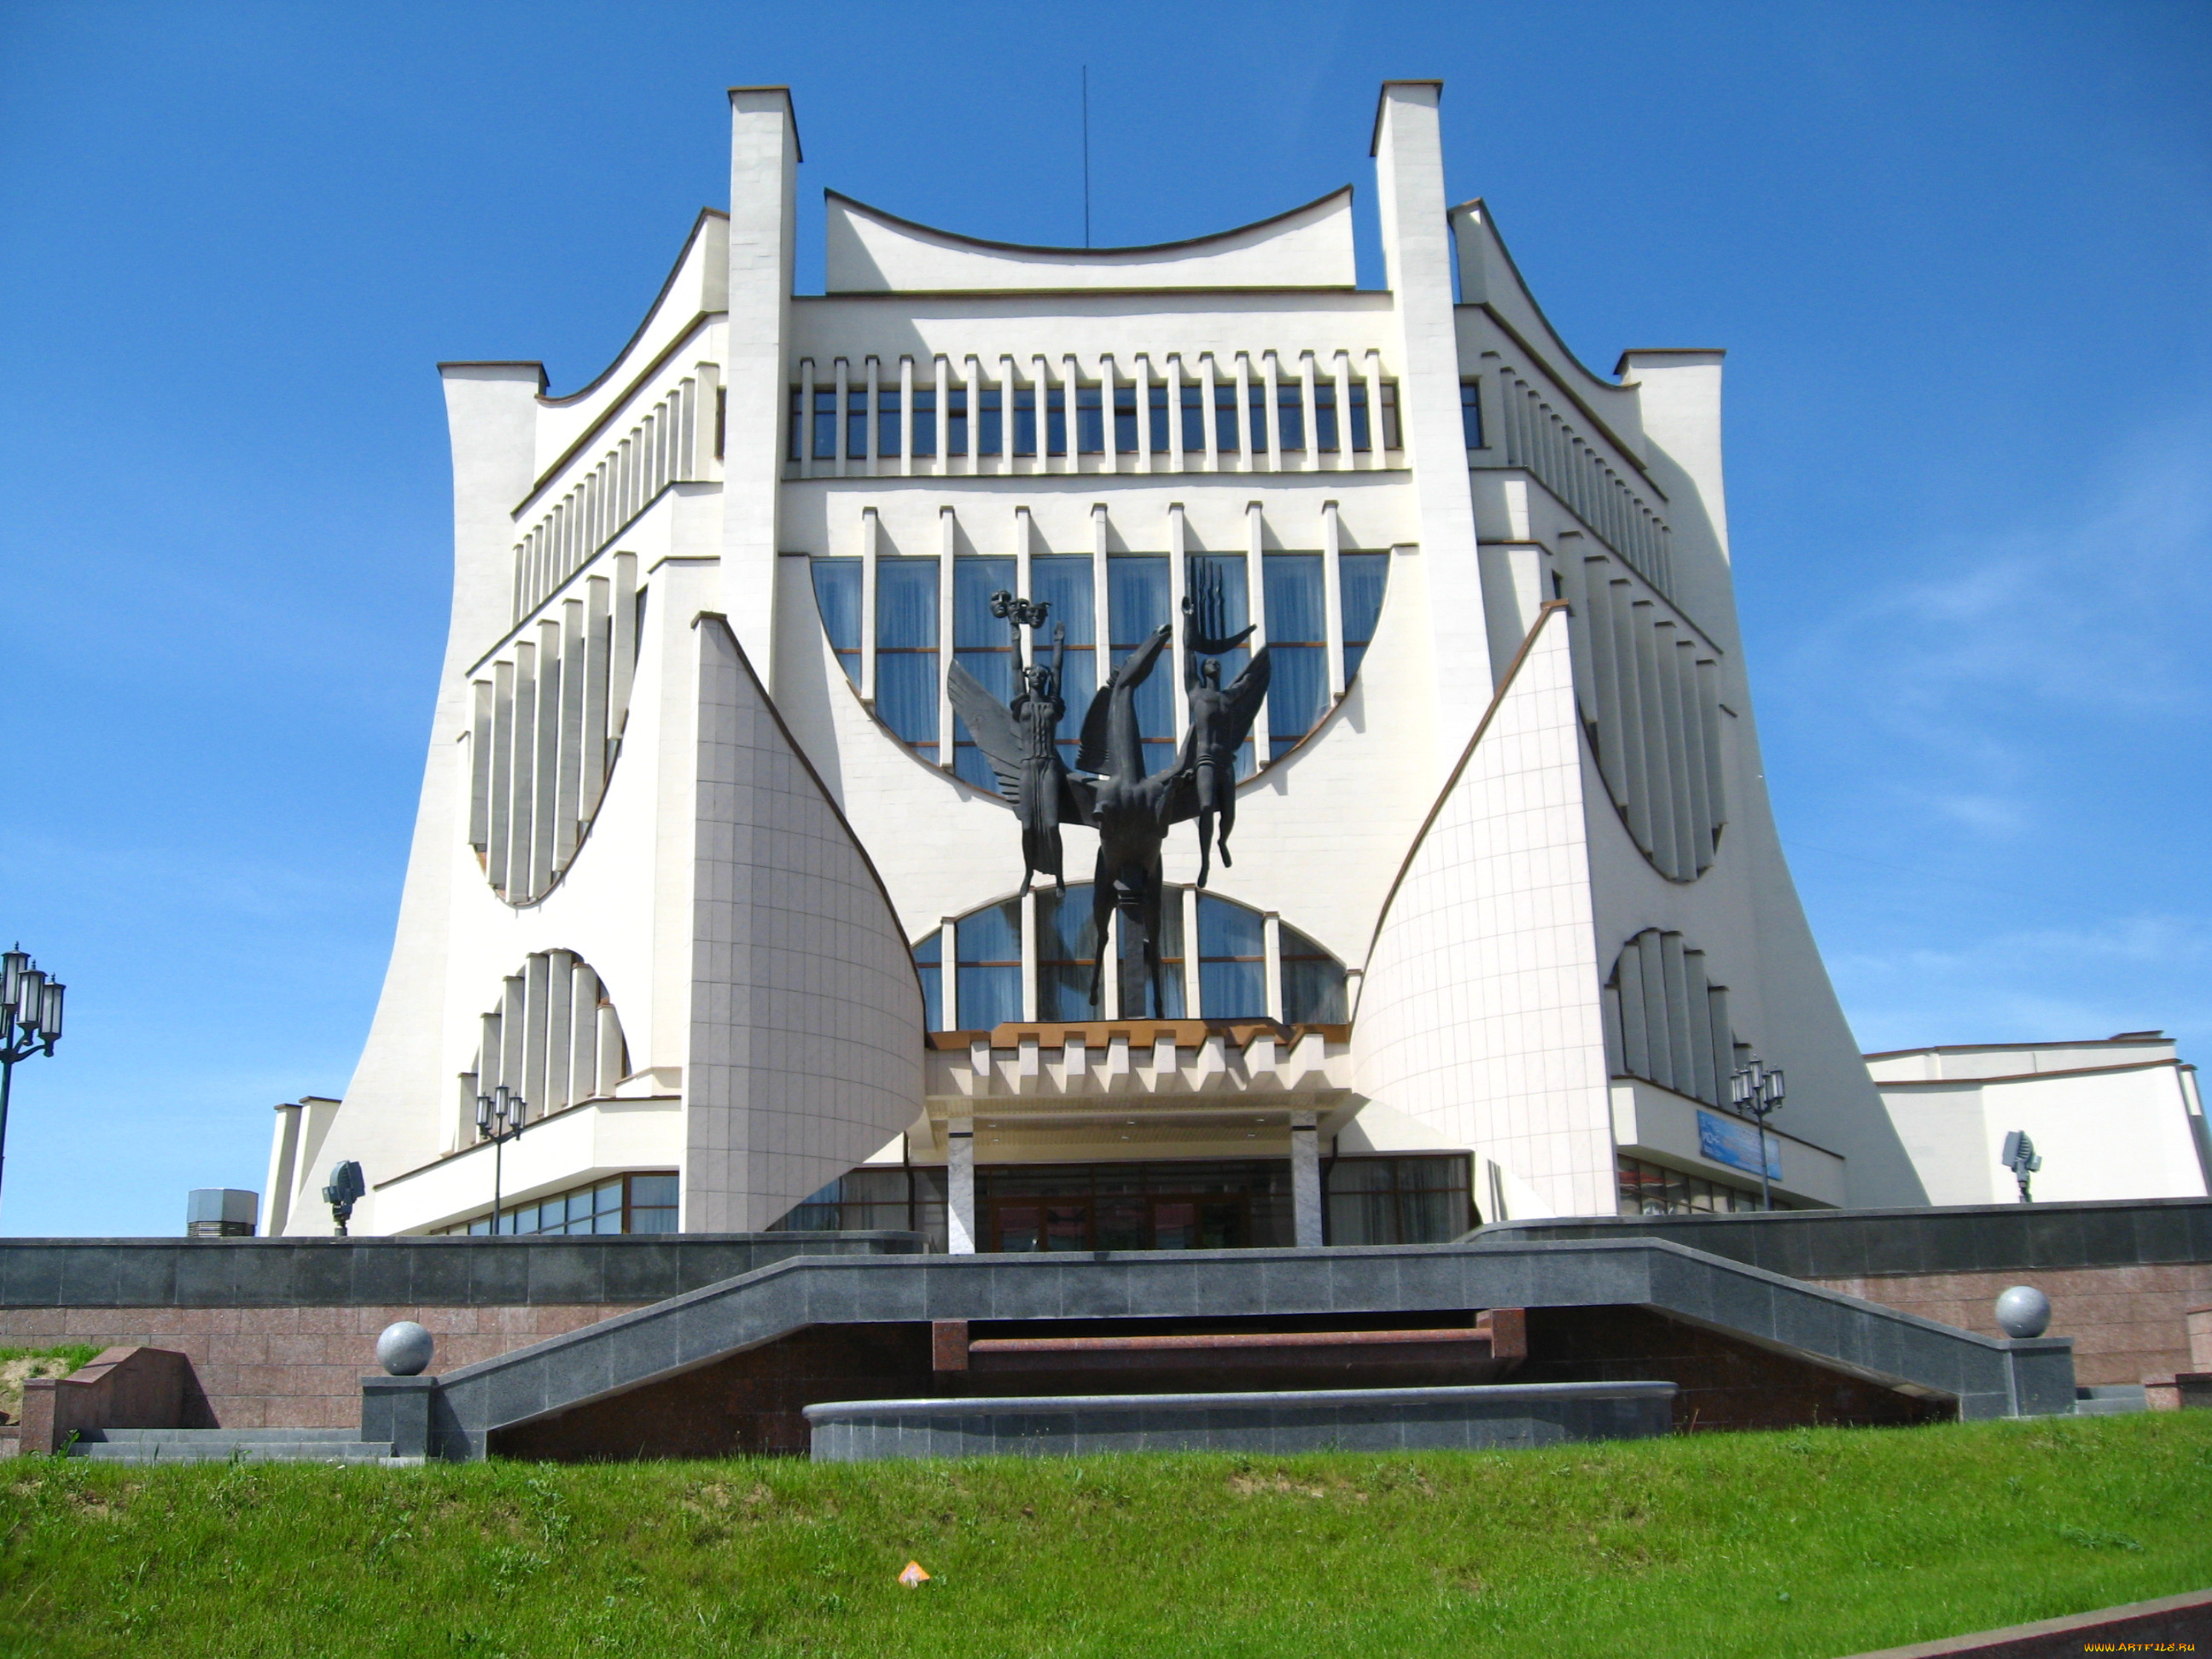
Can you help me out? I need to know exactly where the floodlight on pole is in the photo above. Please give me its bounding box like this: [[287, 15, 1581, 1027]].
[[0, 943, 67, 1210], [2000, 1131, 2042, 1203]]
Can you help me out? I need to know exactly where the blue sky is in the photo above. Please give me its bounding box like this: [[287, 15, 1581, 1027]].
[[1, 2, 2206, 1236]]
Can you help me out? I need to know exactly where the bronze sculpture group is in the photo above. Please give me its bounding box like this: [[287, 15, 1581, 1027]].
[[946, 575, 1270, 1017]]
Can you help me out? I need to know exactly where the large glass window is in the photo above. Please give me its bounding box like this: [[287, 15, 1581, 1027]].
[[1185, 553, 1254, 778], [1248, 381, 1267, 454], [810, 557, 860, 687], [1281, 923, 1347, 1024], [445, 1171, 678, 1236], [1461, 379, 1483, 449], [876, 557, 940, 760], [1075, 383, 1104, 455], [876, 387, 902, 458], [913, 931, 942, 1032], [773, 1165, 946, 1247], [1179, 383, 1206, 453], [1198, 894, 1266, 1017], [1037, 884, 1100, 1021], [1616, 1156, 1782, 1216], [1340, 551, 1389, 684], [1262, 552, 1327, 759], [952, 556, 1016, 789], [1313, 381, 1340, 454], [1028, 554, 1096, 764], [911, 387, 937, 457], [1119, 888, 1185, 1017], [1113, 384, 1138, 455], [957, 900, 1022, 1030], [1214, 381, 1241, 453], [982, 1159, 1293, 1252], [786, 388, 801, 462], [1108, 555, 1176, 774], [976, 387, 1002, 457], [812, 388, 837, 460], [846, 392, 870, 460], [1045, 386, 1068, 457], [1277, 380, 1306, 453], [946, 388, 969, 457], [1325, 1155, 1470, 1244], [1148, 384, 1172, 452], [1012, 387, 1037, 457]]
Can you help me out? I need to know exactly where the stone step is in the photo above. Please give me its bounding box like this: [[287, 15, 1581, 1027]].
[[68, 1432, 398, 1464], [2075, 1384, 2148, 1416], [82, 1427, 363, 1443]]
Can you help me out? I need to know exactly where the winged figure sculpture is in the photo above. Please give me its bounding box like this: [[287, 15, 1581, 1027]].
[[946, 622, 1093, 895], [1075, 616, 1270, 1014]]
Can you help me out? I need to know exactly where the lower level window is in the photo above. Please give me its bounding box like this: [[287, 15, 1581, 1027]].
[[771, 1166, 947, 1249], [981, 1159, 1294, 1253], [1615, 1155, 1783, 1215], [440, 1171, 678, 1235], [1324, 1154, 1472, 1244]]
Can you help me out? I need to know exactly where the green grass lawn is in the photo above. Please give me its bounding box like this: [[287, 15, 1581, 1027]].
[[2, 1412, 2207, 1659]]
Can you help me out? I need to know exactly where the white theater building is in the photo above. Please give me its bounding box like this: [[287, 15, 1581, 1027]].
[[262, 80, 1934, 1245]]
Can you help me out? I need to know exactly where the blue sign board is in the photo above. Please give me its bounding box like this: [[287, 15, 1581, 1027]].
[[1697, 1109, 1781, 1180]]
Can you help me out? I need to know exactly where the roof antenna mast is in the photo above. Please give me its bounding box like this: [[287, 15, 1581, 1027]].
[[1081, 65, 1091, 248]]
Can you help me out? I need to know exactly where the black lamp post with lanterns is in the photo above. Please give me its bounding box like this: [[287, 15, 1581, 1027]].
[[0, 946, 66, 1208], [474, 1085, 528, 1234]]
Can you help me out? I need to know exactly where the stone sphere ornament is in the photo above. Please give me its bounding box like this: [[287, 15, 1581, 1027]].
[[376, 1321, 434, 1377], [1994, 1285, 2052, 1339]]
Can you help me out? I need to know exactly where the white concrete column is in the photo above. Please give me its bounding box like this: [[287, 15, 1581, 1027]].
[[1373, 79, 1492, 763], [609, 550, 638, 736], [963, 354, 984, 471], [1032, 353, 1051, 473], [1261, 350, 1284, 472], [833, 358, 850, 479], [859, 507, 880, 703], [555, 597, 587, 864], [1098, 353, 1119, 474], [934, 354, 951, 473], [1020, 888, 1040, 1022], [1322, 500, 1347, 701], [1330, 351, 1353, 470], [940, 918, 959, 1030], [1299, 352, 1321, 474], [1015, 504, 1034, 600], [1167, 502, 1190, 737], [1291, 1110, 1323, 1246], [581, 574, 612, 817], [998, 355, 1018, 474], [864, 356, 880, 476], [899, 355, 916, 478], [1063, 352, 1082, 473], [1167, 354, 1186, 472], [1181, 883, 1203, 1016], [1134, 353, 1154, 472], [1235, 353, 1256, 473], [1090, 504, 1110, 680], [1262, 910, 1284, 1022], [1201, 353, 1221, 471], [1101, 910, 1121, 1019], [938, 507, 957, 769], [800, 353, 818, 477], [1245, 502, 1269, 760], [947, 1120, 977, 1254]]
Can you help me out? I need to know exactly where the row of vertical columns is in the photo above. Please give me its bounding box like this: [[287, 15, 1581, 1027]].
[[512, 371, 711, 622], [789, 349, 1398, 477], [1495, 365, 1671, 597], [1604, 928, 1738, 1110], [462, 949, 626, 1145], [1557, 548, 1726, 882], [469, 552, 639, 905]]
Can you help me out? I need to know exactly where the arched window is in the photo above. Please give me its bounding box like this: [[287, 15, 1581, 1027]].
[[914, 888, 1343, 1031]]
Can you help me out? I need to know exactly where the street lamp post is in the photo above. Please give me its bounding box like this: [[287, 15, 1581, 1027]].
[[2000, 1131, 2042, 1203], [0, 946, 67, 1208], [474, 1086, 528, 1233], [1729, 1057, 1788, 1212]]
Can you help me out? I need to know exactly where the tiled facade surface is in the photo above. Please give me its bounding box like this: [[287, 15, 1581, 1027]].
[[1354, 606, 1617, 1218], [684, 617, 926, 1231], [0, 1303, 645, 1431], [1809, 1266, 2212, 1389]]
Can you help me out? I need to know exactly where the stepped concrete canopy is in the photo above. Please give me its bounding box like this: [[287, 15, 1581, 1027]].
[[273, 75, 1925, 1249]]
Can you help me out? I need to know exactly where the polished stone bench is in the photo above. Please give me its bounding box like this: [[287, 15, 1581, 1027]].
[[803, 1378, 1677, 1462]]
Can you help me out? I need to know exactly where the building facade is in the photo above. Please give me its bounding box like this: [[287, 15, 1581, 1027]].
[[1871, 1033, 2212, 1207], [263, 80, 1930, 1245]]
